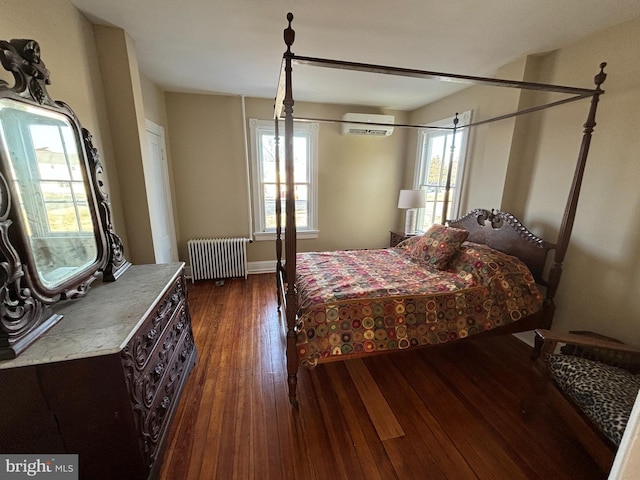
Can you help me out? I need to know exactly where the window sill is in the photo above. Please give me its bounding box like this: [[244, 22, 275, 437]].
[[254, 230, 319, 241]]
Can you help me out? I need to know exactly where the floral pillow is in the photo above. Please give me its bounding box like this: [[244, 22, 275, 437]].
[[410, 224, 469, 270]]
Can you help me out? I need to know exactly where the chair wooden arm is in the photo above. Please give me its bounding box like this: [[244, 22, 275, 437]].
[[533, 328, 640, 372]]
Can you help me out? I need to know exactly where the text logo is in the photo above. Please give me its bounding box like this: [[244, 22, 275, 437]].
[[0, 455, 78, 480]]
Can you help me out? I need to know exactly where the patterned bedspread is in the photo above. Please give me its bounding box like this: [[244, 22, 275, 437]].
[[295, 242, 543, 366]]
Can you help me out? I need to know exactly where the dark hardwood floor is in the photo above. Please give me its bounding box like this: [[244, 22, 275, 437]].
[[160, 274, 606, 479]]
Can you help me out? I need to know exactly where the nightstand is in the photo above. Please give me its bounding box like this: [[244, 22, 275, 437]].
[[389, 231, 419, 247]]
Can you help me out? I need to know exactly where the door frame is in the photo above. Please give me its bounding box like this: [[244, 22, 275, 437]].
[[144, 119, 179, 263]]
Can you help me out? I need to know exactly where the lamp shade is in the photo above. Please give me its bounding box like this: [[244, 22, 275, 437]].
[[397, 189, 426, 209]]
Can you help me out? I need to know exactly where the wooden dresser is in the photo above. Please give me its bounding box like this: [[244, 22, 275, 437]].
[[0, 263, 197, 480]]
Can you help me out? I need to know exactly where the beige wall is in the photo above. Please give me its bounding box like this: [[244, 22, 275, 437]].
[[404, 16, 640, 344], [139, 72, 181, 246], [140, 72, 169, 127], [515, 16, 640, 344], [406, 57, 532, 216], [165, 94, 407, 263], [0, 0, 128, 249], [93, 26, 154, 264], [165, 93, 250, 262]]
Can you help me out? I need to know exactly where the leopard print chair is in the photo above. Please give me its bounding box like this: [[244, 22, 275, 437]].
[[530, 329, 640, 473]]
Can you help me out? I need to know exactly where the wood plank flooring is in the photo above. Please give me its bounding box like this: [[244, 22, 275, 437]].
[[160, 274, 607, 479]]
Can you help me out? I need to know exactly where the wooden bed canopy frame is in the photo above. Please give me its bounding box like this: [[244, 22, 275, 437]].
[[273, 13, 606, 407]]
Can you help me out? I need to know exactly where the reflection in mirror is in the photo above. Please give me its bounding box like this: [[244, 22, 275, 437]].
[[0, 38, 129, 359], [0, 99, 99, 289]]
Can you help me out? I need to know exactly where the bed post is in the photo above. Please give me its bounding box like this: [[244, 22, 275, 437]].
[[545, 63, 607, 312], [274, 111, 283, 309], [440, 113, 459, 224], [282, 13, 300, 408]]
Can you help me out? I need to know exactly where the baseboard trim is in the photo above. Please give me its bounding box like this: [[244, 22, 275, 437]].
[[248, 260, 276, 275], [184, 260, 275, 281]]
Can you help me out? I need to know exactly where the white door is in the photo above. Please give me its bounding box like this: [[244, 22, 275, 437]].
[[144, 120, 178, 263]]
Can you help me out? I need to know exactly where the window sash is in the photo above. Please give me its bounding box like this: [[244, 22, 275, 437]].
[[414, 112, 470, 230], [250, 119, 318, 239]]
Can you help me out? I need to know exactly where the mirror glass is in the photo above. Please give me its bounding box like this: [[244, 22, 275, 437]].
[[0, 98, 99, 289]]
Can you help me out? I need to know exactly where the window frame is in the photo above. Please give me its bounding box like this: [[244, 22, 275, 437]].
[[413, 110, 471, 230], [13, 119, 93, 239], [249, 118, 319, 241]]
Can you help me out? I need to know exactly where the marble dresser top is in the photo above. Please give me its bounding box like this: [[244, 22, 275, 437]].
[[0, 263, 184, 370]]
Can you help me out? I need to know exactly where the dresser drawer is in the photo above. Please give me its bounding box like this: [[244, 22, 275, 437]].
[[136, 301, 188, 409], [128, 274, 187, 372], [144, 325, 195, 458], [134, 316, 195, 468]]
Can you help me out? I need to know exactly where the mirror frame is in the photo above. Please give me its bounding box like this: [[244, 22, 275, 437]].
[[0, 39, 130, 359]]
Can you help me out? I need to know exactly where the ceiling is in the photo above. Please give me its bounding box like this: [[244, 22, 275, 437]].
[[69, 0, 640, 111]]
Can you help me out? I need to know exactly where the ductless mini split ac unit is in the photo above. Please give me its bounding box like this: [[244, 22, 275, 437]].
[[341, 113, 395, 136]]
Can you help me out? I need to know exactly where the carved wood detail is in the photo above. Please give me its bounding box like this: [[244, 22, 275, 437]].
[[455, 208, 550, 248], [0, 170, 61, 358], [0, 39, 52, 106], [81, 128, 130, 282], [120, 273, 195, 471], [0, 38, 130, 358]]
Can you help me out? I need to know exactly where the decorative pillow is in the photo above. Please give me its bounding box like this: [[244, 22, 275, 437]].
[[410, 224, 469, 270], [546, 353, 640, 446]]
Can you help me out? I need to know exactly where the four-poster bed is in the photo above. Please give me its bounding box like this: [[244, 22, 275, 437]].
[[274, 13, 607, 407]]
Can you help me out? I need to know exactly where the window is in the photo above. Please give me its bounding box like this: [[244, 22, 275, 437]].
[[414, 111, 471, 230], [250, 119, 318, 240], [9, 121, 93, 239], [31, 124, 92, 235]]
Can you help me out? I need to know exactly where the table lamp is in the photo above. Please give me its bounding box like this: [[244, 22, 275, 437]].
[[398, 189, 426, 235]]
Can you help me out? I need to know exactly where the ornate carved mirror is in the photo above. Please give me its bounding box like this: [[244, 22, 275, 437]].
[[0, 39, 129, 360]]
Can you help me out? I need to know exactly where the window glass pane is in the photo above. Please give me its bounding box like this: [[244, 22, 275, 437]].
[[277, 142, 286, 179], [448, 132, 462, 187], [30, 124, 64, 152], [426, 134, 446, 186], [263, 183, 276, 229], [423, 186, 437, 226], [263, 183, 293, 231], [72, 182, 88, 203], [41, 181, 73, 202], [263, 183, 309, 230], [294, 184, 308, 228], [77, 205, 93, 231], [36, 149, 72, 181], [293, 136, 308, 182], [44, 202, 79, 232], [61, 127, 83, 181], [272, 134, 308, 182], [261, 134, 276, 182]]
